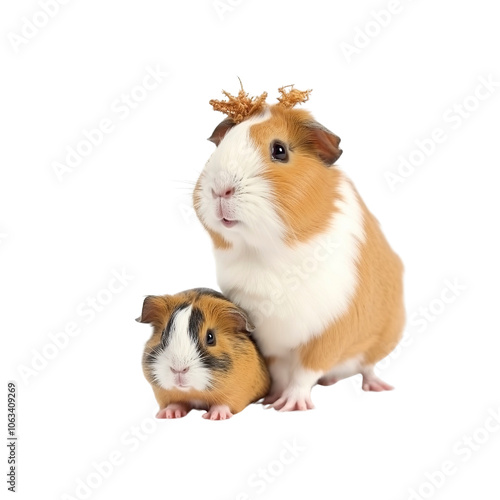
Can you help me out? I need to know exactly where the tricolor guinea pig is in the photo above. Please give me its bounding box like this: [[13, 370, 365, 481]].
[[193, 85, 405, 411], [137, 288, 270, 420]]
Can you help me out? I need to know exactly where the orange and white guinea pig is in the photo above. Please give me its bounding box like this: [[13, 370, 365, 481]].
[[193, 89, 405, 411], [137, 288, 270, 420]]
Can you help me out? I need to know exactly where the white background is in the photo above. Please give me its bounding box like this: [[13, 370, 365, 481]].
[[1, 0, 499, 499]]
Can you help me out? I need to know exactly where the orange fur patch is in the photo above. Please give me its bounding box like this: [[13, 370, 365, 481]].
[[298, 186, 405, 372], [250, 105, 341, 245]]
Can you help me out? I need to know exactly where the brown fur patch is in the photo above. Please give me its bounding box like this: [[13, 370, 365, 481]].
[[298, 185, 405, 372], [249, 105, 341, 245]]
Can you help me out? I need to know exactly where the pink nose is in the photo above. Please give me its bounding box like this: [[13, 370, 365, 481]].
[[170, 367, 189, 374], [212, 187, 235, 199]]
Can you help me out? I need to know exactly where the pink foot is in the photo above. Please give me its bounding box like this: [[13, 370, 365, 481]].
[[202, 405, 233, 420], [317, 375, 338, 386], [156, 403, 191, 419], [272, 389, 315, 412], [362, 374, 394, 392]]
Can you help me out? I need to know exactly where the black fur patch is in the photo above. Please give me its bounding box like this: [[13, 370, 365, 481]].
[[192, 288, 230, 301], [143, 348, 158, 365], [202, 352, 233, 372], [188, 307, 205, 345]]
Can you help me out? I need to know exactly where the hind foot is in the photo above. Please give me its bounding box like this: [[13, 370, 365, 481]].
[[361, 371, 394, 392]]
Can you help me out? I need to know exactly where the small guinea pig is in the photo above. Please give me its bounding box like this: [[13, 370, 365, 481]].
[[137, 288, 270, 420], [193, 86, 405, 411]]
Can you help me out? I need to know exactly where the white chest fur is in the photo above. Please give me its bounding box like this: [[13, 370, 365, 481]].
[[214, 175, 365, 357]]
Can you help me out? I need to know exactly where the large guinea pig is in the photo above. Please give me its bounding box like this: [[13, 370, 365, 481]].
[[137, 288, 270, 419], [193, 85, 405, 411]]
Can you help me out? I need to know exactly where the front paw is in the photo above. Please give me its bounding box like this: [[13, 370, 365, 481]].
[[202, 405, 233, 420], [156, 403, 191, 419], [272, 388, 315, 412]]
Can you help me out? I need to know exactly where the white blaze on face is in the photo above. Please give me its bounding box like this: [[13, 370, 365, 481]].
[[152, 305, 212, 392], [196, 110, 286, 250]]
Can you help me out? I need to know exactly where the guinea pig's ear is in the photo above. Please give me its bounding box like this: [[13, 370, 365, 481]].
[[208, 118, 236, 146], [305, 121, 343, 166], [229, 306, 255, 334], [136, 295, 165, 324]]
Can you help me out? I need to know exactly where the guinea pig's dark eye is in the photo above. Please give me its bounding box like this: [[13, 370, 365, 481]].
[[270, 141, 289, 162], [206, 329, 216, 346]]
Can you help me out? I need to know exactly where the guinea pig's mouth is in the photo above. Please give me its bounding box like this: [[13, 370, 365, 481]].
[[215, 202, 238, 228], [173, 379, 191, 390], [221, 218, 238, 228]]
